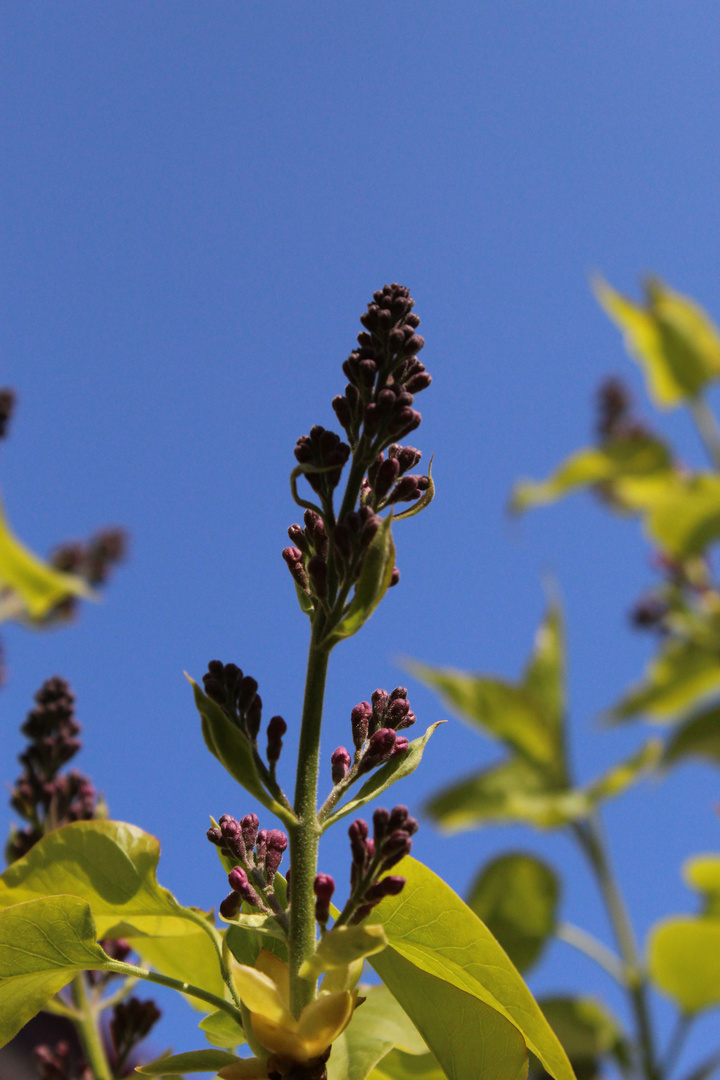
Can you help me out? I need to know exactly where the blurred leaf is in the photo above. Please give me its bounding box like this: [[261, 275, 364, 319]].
[[645, 474, 720, 557], [468, 853, 560, 972], [370, 1050, 446, 1080], [198, 1008, 246, 1049], [370, 856, 574, 1080], [530, 997, 627, 1080], [609, 640, 720, 723], [684, 855, 720, 918], [0, 495, 95, 620], [323, 723, 444, 830], [300, 925, 387, 980], [407, 604, 566, 774], [585, 739, 662, 801], [664, 705, 720, 766], [189, 678, 294, 824], [324, 516, 396, 647], [328, 984, 427, 1080], [512, 438, 673, 513], [0, 820, 202, 938], [0, 896, 113, 1048], [137, 1049, 242, 1074], [594, 276, 720, 407], [648, 916, 720, 1013]]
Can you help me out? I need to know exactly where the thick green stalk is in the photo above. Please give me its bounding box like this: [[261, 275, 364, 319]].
[[574, 816, 659, 1080], [289, 624, 331, 1016], [106, 961, 244, 1022], [70, 974, 113, 1080]]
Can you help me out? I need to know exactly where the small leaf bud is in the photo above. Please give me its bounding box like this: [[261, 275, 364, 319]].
[[331, 746, 352, 784]]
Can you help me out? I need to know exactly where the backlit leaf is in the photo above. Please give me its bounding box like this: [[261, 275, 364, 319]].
[[199, 1008, 246, 1049], [684, 855, 720, 918], [300, 925, 387, 981], [328, 984, 427, 1080], [609, 640, 720, 723], [664, 705, 720, 766], [0, 896, 113, 1047], [468, 853, 559, 972], [645, 474, 720, 557], [648, 917, 720, 1013], [370, 1050, 446, 1080], [370, 856, 574, 1080], [324, 516, 396, 647], [134, 931, 226, 1010], [137, 1048, 243, 1074], [323, 723, 444, 830]]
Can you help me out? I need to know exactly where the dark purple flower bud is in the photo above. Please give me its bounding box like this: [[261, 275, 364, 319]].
[[389, 407, 421, 437], [373, 807, 390, 846], [228, 866, 263, 907], [358, 728, 397, 774], [391, 736, 409, 756], [314, 873, 335, 926], [389, 686, 407, 702], [351, 701, 372, 749], [255, 829, 268, 863], [345, 511, 360, 534], [404, 371, 432, 394], [219, 891, 242, 919], [388, 475, 424, 503], [332, 394, 352, 432], [332, 523, 352, 561], [245, 694, 263, 741], [331, 746, 352, 784], [364, 876, 406, 904], [364, 402, 379, 434], [350, 902, 375, 924], [395, 708, 416, 731], [374, 457, 401, 499], [308, 555, 328, 599], [388, 327, 406, 351], [265, 830, 288, 880], [348, 819, 369, 865], [381, 830, 413, 869], [0, 389, 15, 440], [266, 715, 287, 764], [387, 697, 410, 726], [389, 566, 400, 587], [266, 829, 288, 854], [371, 689, 389, 733], [358, 359, 377, 387], [202, 675, 224, 703], [404, 334, 425, 355], [377, 388, 397, 415], [405, 313, 420, 328], [241, 813, 259, 851], [206, 827, 223, 846], [207, 659, 225, 679], [394, 446, 422, 474], [282, 546, 309, 591], [287, 524, 310, 556], [238, 675, 258, 712], [388, 805, 410, 830]]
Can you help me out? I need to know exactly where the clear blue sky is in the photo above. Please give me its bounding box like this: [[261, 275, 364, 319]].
[[2, 3, 720, 1073]]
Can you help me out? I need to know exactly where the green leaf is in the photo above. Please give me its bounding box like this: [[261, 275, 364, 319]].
[[300, 925, 387, 980], [584, 739, 662, 802], [324, 515, 396, 646], [648, 916, 720, 1013], [609, 639, 720, 723], [393, 458, 435, 523], [295, 582, 315, 616], [199, 1008, 246, 1049], [511, 437, 673, 513], [323, 723, 444, 830], [0, 820, 202, 938], [134, 931, 226, 1010], [370, 1050, 446, 1080], [226, 918, 288, 968], [137, 1048, 242, 1074], [594, 276, 720, 407], [189, 678, 294, 824], [328, 984, 427, 1080], [0, 896, 113, 1048], [370, 956, 528, 1080], [468, 853, 560, 973], [523, 604, 565, 734], [370, 856, 575, 1080], [645, 474, 720, 557], [0, 494, 95, 620], [684, 855, 720, 918], [664, 705, 720, 766]]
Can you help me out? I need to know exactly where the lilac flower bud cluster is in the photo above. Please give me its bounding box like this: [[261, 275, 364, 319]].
[[110, 996, 162, 1076], [332, 284, 431, 451], [44, 528, 128, 623], [207, 812, 288, 919], [344, 805, 418, 924], [294, 425, 351, 498], [34, 1041, 92, 1080], [7, 678, 98, 863], [365, 443, 429, 509], [202, 660, 265, 743], [330, 687, 416, 787], [0, 387, 16, 441]]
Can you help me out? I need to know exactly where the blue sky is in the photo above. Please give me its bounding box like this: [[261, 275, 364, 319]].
[[2, 3, 720, 1073]]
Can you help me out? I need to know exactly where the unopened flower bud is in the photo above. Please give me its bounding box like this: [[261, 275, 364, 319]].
[[266, 715, 287, 764], [228, 866, 263, 907], [241, 813, 259, 851], [238, 675, 258, 712], [391, 736, 409, 755], [373, 807, 390, 846], [282, 546, 309, 591], [374, 457, 401, 499], [287, 524, 310, 555], [371, 689, 389, 733], [363, 876, 406, 904], [265, 829, 288, 880], [314, 873, 335, 925], [348, 819, 370, 865], [405, 371, 432, 394], [331, 746, 352, 783], [386, 697, 410, 726], [219, 891, 242, 919], [206, 827, 223, 846], [389, 566, 400, 587], [308, 555, 328, 598], [255, 829, 268, 863], [358, 728, 396, 773], [332, 394, 352, 432], [245, 694, 262, 741], [381, 830, 413, 869], [351, 701, 372, 749]]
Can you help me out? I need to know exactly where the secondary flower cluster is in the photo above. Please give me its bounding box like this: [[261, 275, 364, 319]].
[[207, 812, 289, 921], [336, 805, 417, 926], [7, 677, 97, 862], [35, 1041, 92, 1080], [109, 996, 162, 1076], [329, 687, 417, 787]]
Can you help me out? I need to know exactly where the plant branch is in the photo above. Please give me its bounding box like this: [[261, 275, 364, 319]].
[[573, 815, 659, 1080], [105, 960, 244, 1023], [555, 920, 627, 985], [70, 974, 113, 1080], [662, 1014, 694, 1079]]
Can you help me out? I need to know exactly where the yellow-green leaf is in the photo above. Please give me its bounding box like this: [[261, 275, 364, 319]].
[[328, 984, 427, 1080], [664, 705, 720, 767], [324, 515, 396, 647], [137, 1049, 243, 1075], [644, 474, 720, 557], [0, 495, 94, 619], [594, 276, 720, 407], [468, 853, 560, 973], [648, 917, 720, 1013], [0, 896, 113, 1048], [370, 857, 574, 1080], [300, 925, 387, 981], [609, 640, 720, 723], [199, 1008, 246, 1049], [684, 855, 720, 918], [370, 1050, 446, 1080]]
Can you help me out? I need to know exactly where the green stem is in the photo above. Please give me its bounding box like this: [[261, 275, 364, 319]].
[[555, 920, 627, 985], [183, 908, 244, 1013], [573, 815, 659, 1080], [689, 396, 720, 472], [662, 1014, 693, 1079], [106, 960, 244, 1023], [289, 626, 331, 1016], [70, 974, 113, 1080]]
